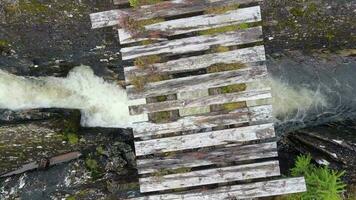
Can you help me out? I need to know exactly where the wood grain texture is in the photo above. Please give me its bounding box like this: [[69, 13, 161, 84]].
[[131, 177, 306, 199], [137, 142, 278, 174], [118, 6, 261, 44], [139, 160, 280, 193], [92, 0, 262, 29], [135, 123, 275, 156], [126, 63, 267, 100], [121, 26, 263, 60], [129, 88, 271, 115], [132, 105, 272, 138], [124, 45, 266, 80]]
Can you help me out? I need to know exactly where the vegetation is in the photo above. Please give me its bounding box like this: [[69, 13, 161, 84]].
[[150, 111, 171, 123], [66, 133, 79, 145], [129, 73, 169, 91], [85, 157, 103, 180], [288, 154, 346, 200], [210, 83, 247, 95], [204, 4, 240, 14], [207, 62, 246, 73], [129, 0, 163, 8], [222, 102, 246, 111], [198, 23, 251, 35], [134, 55, 162, 68], [210, 45, 230, 53]]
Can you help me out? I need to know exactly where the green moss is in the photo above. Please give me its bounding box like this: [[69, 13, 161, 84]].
[[204, 4, 240, 14], [207, 62, 246, 73], [0, 40, 10, 53], [67, 133, 78, 145], [290, 7, 304, 17], [153, 167, 191, 177], [210, 45, 230, 53], [219, 83, 247, 94], [156, 95, 168, 102], [96, 146, 105, 155], [129, 0, 164, 8], [85, 158, 98, 170], [222, 102, 247, 111], [138, 18, 165, 27], [151, 111, 171, 123], [199, 23, 252, 35], [134, 55, 162, 68], [66, 197, 76, 200], [129, 73, 169, 91]]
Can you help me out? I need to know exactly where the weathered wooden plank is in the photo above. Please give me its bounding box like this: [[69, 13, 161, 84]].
[[177, 90, 210, 117], [139, 160, 280, 193], [124, 45, 266, 80], [137, 142, 277, 174], [135, 123, 275, 156], [131, 177, 306, 199], [91, 0, 262, 29], [132, 105, 272, 138], [127, 63, 267, 100], [118, 6, 261, 44], [129, 88, 271, 115], [121, 26, 263, 60]]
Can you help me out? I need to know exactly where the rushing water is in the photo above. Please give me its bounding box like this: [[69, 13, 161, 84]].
[[0, 64, 330, 130], [0, 65, 143, 128], [268, 52, 356, 134], [0, 52, 355, 200]]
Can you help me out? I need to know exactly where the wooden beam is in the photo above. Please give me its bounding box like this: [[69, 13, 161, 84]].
[[131, 177, 306, 199], [124, 45, 266, 79], [138, 160, 280, 193], [129, 88, 271, 115], [137, 142, 278, 174], [91, 0, 262, 29], [121, 26, 263, 60], [132, 105, 273, 138], [135, 123, 275, 156], [118, 6, 261, 44], [126, 63, 267, 100]]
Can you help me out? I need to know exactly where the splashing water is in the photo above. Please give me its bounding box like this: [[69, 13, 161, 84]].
[[0, 65, 330, 128], [0, 65, 142, 128]]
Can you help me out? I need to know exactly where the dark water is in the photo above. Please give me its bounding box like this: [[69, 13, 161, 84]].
[[268, 51, 356, 135]]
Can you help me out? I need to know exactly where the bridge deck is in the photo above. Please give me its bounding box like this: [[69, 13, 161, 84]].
[[90, 0, 306, 199]]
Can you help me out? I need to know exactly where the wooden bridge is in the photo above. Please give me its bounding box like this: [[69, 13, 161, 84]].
[[90, 0, 306, 199]]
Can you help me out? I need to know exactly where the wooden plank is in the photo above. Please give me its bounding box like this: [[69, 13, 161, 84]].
[[126, 63, 267, 100], [131, 177, 306, 199], [137, 142, 278, 174], [177, 90, 210, 117], [124, 45, 266, 79], [118, 6, 261, 44], [139, 160, 280, 193], [129, 88, 271, 115], [90, 10, 125, 29], [91, 0, 262, 29], [135, 123, 275, 156], [132, 104, 272, 138], [121, 26, 263, 60]]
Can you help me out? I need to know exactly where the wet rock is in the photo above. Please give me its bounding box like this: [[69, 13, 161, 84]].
[[281, 120, 356, 183], [0, 0, 123, 81]]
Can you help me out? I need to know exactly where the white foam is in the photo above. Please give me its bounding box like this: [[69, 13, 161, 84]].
[[0, 65, 139, 128], [0, 66, 328, 128]]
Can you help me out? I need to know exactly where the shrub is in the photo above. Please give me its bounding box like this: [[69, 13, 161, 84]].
[[288, 154, 346, 200]]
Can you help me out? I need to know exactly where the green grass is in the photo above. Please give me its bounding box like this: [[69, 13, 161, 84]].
[[288, 154, 346, 200]]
